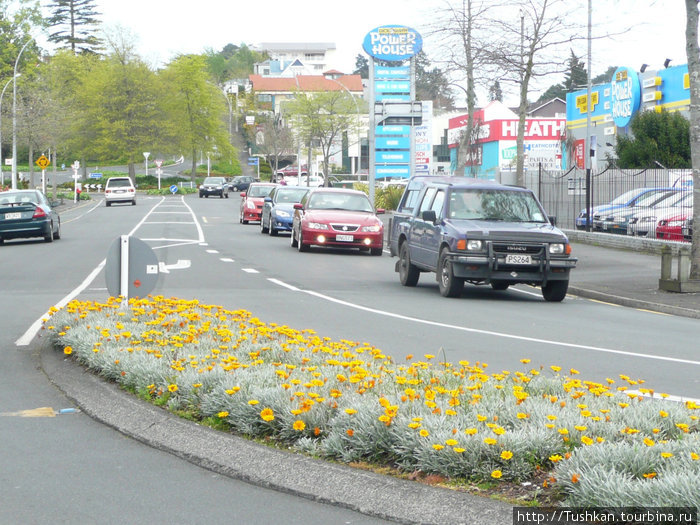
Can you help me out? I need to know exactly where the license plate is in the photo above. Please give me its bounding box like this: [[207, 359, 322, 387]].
[[602, 223, 608, 230], [336, 234, 354, 242], [115, 190, 125, 193], [4, 212, 21, 220], [683, 228, 689, 235], [505, 254, 532, 265]]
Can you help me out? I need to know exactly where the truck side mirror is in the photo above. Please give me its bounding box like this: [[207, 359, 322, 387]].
[[422, 210, 437, 224], [548, 215, 557, 226]]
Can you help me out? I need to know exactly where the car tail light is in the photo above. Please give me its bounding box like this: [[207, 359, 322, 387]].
[[33, 206, 47, 218]]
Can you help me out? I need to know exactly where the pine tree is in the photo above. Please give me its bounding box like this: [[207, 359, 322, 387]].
[[47, 0, 102, 55], [488, 81, 503, 102]]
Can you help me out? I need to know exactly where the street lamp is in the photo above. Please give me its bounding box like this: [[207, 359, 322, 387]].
[[12, 37, 34, 190], [0, 74, 20, 187]]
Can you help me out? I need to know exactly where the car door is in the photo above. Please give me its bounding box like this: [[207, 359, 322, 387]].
[[410, 187, 437, 267], [421, 189, 446, 270]]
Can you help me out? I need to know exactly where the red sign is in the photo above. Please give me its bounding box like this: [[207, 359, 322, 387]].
[[574, 139, 585, 169]]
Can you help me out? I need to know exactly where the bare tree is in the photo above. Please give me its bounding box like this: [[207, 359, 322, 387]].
[[684, 0, 700, 280], [256, 115, 295, 180], [429, 0, 497, 176]]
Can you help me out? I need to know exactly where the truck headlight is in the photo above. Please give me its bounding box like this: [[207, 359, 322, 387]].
[[549, 243, 565, 254], [466, 240, 483, 251]]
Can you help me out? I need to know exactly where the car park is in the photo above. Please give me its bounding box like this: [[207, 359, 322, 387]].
[[576, 187, 675, 230], [656, 212, 691, 242], [104, 176, 136, 206], [627, 191, 693, 237], [239, 183, 276, 224], [388, 176, 576, 301], [592, 189, 681, 234], [290, 188, 384, 255], [228, 175, 256, 192], [260, 186, 309, 236], [0, 189, 61, 243], [199, 176, 229, 198]]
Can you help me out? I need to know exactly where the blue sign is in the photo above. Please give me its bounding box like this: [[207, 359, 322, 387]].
[[611, 66, 641, 128], [376, 125, 411, 136], [375, 165, 410, 178], [375, 81, 410, 93], [376, 93, 411, 102], [170, 185, 178, 194], [248, 157, 259, 166], [374, 66, 410, 79], [376, 136, 410, 149], [377, 151, 410, 163], [363, 25, 423, 62], [89, 172, 102, 179]]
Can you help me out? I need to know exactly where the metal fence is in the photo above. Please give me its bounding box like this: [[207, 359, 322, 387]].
[[522, 167, 693, 232]]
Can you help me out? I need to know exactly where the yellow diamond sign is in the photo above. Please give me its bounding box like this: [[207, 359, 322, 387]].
[[36, 155, 50, 169]]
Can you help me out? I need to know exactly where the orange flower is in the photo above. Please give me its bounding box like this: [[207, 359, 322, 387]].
[[260, 408, 274, 422], [314, 427, 321, 436], [571, 474, 580, 483], [346, 428, 354, 437]]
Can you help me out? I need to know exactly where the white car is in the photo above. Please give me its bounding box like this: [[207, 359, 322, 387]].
[[284, 174, 325, 187], [104, 177, 136, 206], [627, 191, 692, 237]]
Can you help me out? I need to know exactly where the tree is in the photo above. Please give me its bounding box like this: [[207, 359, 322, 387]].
[[488, 80, 503, 102], [536, 49, 587, 103], [615, 110, 690, 169], [255, 115, 295, 178], [592, 65, 617, 84], [285, 90, 360, 185], [684, 0, 700, 280], [415, 51, 455, 109], [353, 54, 368, 78], [47, 0, 102, 55]]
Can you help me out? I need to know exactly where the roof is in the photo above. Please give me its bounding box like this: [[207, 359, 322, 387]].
[[258, 42, 336, 51], [249, 74, 364, 93]]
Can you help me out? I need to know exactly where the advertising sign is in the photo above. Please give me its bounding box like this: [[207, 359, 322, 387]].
[[363, 25, 423, 62], [376, 136, 410, 149], [374, 66, 410, 79], [611, 66, 641, 128], [376, 165, 410, 178], [574, 139, 585, 169]]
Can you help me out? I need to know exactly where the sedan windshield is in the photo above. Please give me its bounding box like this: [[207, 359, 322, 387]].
[[307, 192, 373, 212], [0, 191, 40, 204], [204, 177, 224, 185], [275, 188, 308, 203], [447, 189, 547, 222], [248, 185, 275, 198]]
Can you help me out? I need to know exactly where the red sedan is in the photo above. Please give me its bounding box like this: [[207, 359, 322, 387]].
[[290, 188, 384, 255], [656, 212, 690, 242], [239, 183, 276, 224]]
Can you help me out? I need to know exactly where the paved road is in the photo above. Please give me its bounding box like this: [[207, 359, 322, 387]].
[[3, 192, 698, 524]]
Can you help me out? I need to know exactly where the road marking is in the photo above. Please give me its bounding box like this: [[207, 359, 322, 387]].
[[242, 268, 259, 274], [267, 278, 700, 368], [0, 407, 56, 417], [268, 278, 299, 291], [202, 217, 208, 223], [62, 200, 102, 223], [220, 258, 234, 262], [158, 260, 191, 273], [206, 249, 219, 254]]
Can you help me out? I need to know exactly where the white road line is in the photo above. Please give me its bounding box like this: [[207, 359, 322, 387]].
[[143, 221, 197, 225], [242, 268, 259, 274], [267, 279, 700, 367], [220, 258, 234, 262], [62, 200, 103, 223], [267, 278, 299, 291], [206, 249, 219, 254]]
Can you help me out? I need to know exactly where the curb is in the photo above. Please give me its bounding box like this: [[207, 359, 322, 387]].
[[39, 339, 513, 525]]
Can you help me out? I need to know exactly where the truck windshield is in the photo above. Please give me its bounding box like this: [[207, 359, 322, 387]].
[[447, 189, 547, 222]]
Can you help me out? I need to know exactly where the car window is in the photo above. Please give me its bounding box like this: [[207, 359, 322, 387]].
[[107, 178, 133, 188], [307, 192, 373, 212], [418, 187, 438, 215], [430, 190, 446, 216], [204, 177, 224, 184], [448, 189, 546, 222], [248, 185, 275, 198], [275, 188, 308, 203]]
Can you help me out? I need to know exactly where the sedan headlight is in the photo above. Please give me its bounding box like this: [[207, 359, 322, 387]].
[[361, 224, 382, 232], [549, 243, 566, 254], [307, 222, 329, 230], [275, 210, 291, 218]]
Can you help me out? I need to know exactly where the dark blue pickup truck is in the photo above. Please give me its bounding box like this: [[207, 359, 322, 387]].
[[387, 176, 577, 301]]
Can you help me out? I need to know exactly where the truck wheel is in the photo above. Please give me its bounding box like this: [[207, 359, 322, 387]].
[[438, 248, 463, 298], [491, 280, 509, 291], [542, 280, 568, 302], [399, 242, 419, 286]]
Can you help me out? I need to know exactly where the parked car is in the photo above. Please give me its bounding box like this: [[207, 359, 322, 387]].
[[199, 176, 229, 198], [228, 175, 256, 192], [0, 189, 61, 243], [104, 176, 136, 206], [283, 174, 325, 187], [239, 183, 276, 224], [576, 187, 674, 230], [387, 176, 577, 301], [290, 188, 384, 255], [260, 186, 309, 236], [656, 212, 691, 242], [627, 191, 693, 237], [592, 189, 681, 234]]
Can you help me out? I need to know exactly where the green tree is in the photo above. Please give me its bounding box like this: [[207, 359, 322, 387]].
[[162, 54, 234, 179], [415, 51, 454, 109], [536, 50, 586, 103], [488, 80, 503, 102], [353, 54, 368, 78], [615, 110, 690, 169], [0, 0, 45, 79], [592, 65, 617, 84], [47, 0, 102, 55], [284, 90, 362, 185]]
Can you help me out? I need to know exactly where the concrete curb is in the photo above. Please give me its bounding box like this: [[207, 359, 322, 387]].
[[40, 339, 513, 525]]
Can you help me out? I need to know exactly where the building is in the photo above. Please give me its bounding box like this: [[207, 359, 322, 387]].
[[253, 43, 338, 76]]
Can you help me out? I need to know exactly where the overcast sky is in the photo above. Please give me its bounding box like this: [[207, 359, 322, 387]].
[[43, 0, 691, 105]]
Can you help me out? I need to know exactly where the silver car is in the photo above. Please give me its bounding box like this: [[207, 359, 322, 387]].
[[627, 191, 693, 237]]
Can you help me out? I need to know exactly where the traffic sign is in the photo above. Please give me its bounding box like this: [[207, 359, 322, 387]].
[[89, 172, 102, 179], [35, 155, 50, 169], [248, 157, 259, 166], [170, 185, 178, 194], [155, 159, 163, 168], [105, 236, 159, 299]]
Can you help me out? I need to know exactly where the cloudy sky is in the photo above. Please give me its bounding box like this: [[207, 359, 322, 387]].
[[42, 0, 691, 103]]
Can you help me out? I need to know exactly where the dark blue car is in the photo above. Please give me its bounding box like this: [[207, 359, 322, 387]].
[[0, 189, 61, 243], [260, 186, 309, 236]]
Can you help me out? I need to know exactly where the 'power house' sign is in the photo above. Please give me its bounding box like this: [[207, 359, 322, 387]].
[[363, 25, 422, 62]]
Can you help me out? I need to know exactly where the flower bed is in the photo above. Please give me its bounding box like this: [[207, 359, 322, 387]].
[[46, 296, 699, 509]]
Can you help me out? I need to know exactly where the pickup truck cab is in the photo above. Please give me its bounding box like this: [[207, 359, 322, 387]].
[[388, 176, 577, 301]]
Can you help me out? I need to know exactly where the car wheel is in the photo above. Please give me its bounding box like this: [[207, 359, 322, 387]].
[[54, 220, 61, 240], [225, 193, 229, 199], [44, 223, 54, 243], [205, 195, 209, 198], [542, 280, 568, 302], [106, 201, 111, 207], [290, 227, 298, 248], [199, 193, 203, 198], [269, 224, 278, 236], [398, 242, 420, 286], [132, 199, 136, 206], [491, 280, 509, 291], [370, 247, 383, 256], [438, 247, 463, 298], [297, 233, 309, 252]]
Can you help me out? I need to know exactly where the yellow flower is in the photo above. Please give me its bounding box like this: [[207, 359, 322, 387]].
[[644, 438, 655, 447], [491, 470, 503, 479], [248, 399, 259, 405], [484, 438, 497, 445], [419, 429, 430, 437], [445, 439, 458, 446], [464, 428, 478, 435], [643, 472, 657, 479], [516, 412, 529, 419], [344, 408, 357, 415], [500, 450, 513, 460], [63, 346, 73, 355], [217, 411, 229, 418], [432, 444, 444, 450], [659, 410, 668, 418], [225, 387, 240, 395], [520, 358, 531, 364], [260, 408, 275, 422], [660, 452, 673, 458], [690, 452, 699, 461], [424, 354, 435, 360], [558, 428, 569, 435], [580, 436, 594, 446], [408, 422, 421, 429], [550, 365, 561, 372], [167, 384, 178, 393], [293, 420, 306, 431], [453, 447, 465, 453], [549, 454, 563, 462]]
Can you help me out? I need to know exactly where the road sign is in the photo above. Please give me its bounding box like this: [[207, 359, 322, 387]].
[[155, 159, 163, 168], [89, 172, 102, 179], [248, 157, 259, 166], [170, 184, 178, 194], [105, 236, 159, 299], [35, 155, 50, 169]]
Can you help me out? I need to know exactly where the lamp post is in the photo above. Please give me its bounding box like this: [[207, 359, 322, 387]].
[[12, 37, 34, 190], [1, 74, 19, 188]]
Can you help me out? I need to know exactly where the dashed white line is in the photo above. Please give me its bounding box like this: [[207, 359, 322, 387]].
[[206, 249, 219, 254], [220, 258, 234, 262], [242, 268, 259, 274]]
